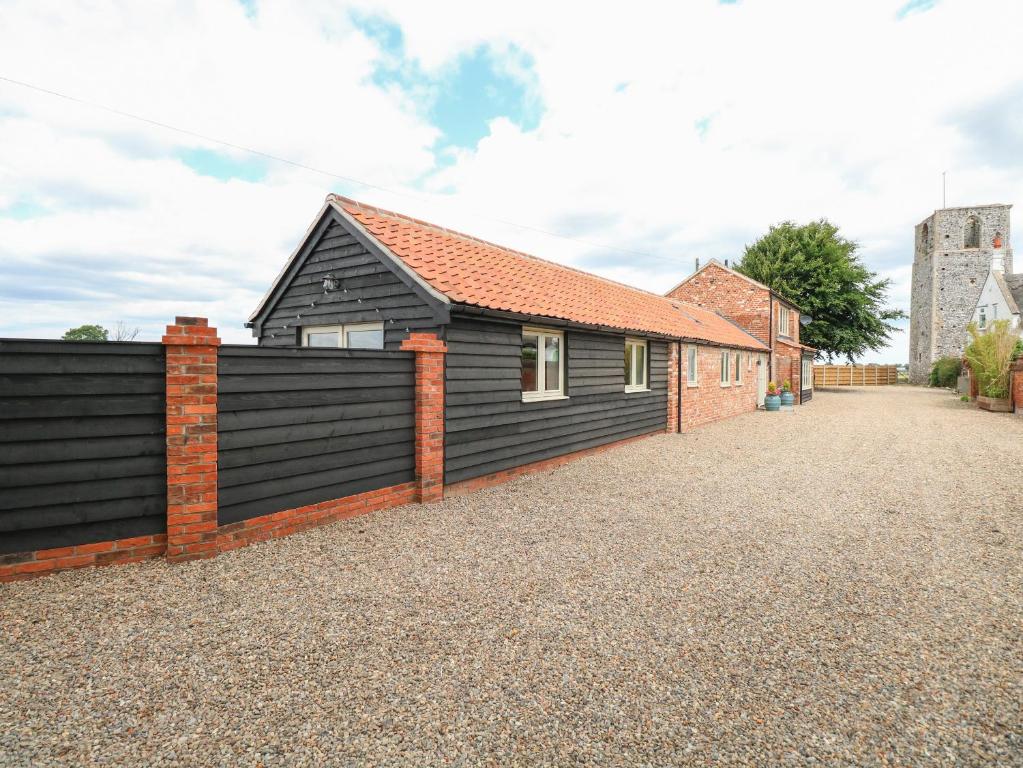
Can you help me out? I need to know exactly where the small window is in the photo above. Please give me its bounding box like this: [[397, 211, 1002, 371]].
[[522, 327, 565, 402], [302, 323, 384, 349], [304, 327, 341, 347], [720, 351, 730, 386], [802, 358, 813, 390], [778, 305, 791, 338], [734, 352, 742, 384], [624, 338, 648, 392], [964, 215, 981, 249], [345, 323, 385, 349], [686, 346, 699, 386], [978, 307, 987, 329]]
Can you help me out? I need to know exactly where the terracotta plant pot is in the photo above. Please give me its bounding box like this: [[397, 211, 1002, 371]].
[[977, 395, 1012, 413]]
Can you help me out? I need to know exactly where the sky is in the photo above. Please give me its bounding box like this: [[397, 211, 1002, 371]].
[[1, 0, 1021, 361]]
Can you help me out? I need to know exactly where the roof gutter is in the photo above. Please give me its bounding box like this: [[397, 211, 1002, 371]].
[[449, 304, 769, 353]]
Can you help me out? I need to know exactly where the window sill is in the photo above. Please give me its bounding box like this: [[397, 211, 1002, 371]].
[[522, 393, 569, 404], [624, 387, 650, 394], [720, 382, 731, 388], [686, 382, 699, 388]]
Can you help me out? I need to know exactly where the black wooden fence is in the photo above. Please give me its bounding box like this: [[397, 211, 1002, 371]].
[[0, 340, 167, 555], [0, 339, 419, 557], [216, 346, 416, 525]]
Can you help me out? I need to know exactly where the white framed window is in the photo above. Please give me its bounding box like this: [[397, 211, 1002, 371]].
[[521, 327, 566, 402], [978, 306, 987, 329], [802, 358, 813, 390], [778, 305, 791, 338], [734, 352, 743, 384], [624, 338, 649, 392], [720, 350, 730, 386], [302, 322, 384, 349], [686, 345, 699, 386]]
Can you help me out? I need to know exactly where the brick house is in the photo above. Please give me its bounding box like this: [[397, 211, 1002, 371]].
[[666, 260, 816, 404]]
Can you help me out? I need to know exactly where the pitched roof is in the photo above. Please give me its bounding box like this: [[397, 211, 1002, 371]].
[[328, 196, 768, 351], [999, 272, 1023, 315], [666, 258, 803, 311]]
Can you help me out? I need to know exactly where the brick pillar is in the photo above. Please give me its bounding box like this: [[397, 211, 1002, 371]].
[[1012, 359, 1023, 414], [965, 359, 979, 400], [163, 317, 220, 562], [666, 342, 679, 433], [400, 333, 447, 502]]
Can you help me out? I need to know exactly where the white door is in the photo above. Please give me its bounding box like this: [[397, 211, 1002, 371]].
[[757, 354, 768, 406]]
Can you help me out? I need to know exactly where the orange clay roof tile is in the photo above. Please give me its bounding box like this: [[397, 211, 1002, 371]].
[[331, 196, 768, 351]]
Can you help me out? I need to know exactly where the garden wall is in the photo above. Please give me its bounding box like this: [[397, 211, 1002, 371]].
[[0, 320, 438, 581], [0, 340, 167, 559], [216, 346, 416, 525]]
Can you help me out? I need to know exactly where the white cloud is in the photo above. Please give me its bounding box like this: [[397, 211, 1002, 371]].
[[1, 0, 1021, 360]]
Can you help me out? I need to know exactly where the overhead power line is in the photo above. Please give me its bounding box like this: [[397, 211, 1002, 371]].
[[0, 74, 681, 265]]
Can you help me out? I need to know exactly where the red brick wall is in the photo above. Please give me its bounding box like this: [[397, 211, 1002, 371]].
[[774, 344, 800, 399], [217, 483, 417, 551], [0, 535, 167, 582], [400, 333, 447, 502], [680, 344, 760, 430], [163, 317, 221, 563], [1012, 360, 1023, 414], [668, 264, 771, 346], [666, 342, 679, 433]]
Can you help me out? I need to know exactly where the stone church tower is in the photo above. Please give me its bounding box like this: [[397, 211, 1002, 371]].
[[908, 204, 1013, 384]]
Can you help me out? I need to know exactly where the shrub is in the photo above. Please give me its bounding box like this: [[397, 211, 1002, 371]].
[[928, 356, 961, 389], [963, 320, 1021, 399]]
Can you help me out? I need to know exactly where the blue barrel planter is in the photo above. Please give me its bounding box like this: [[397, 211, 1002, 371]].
[[765, 394, 781, 411], [780, 391, 795, 408]]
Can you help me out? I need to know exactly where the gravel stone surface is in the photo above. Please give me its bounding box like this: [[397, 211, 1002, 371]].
[[2, 386, 1022, 767]]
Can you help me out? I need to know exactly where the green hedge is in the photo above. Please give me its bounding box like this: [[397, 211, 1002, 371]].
[[929, 356, 961, 389]]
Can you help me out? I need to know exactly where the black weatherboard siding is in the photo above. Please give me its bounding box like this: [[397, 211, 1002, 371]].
[[445, 316, 668, 484], [257, 218, 440, 349], [0, 340, 167, 555], [217, 345, 416, 525]]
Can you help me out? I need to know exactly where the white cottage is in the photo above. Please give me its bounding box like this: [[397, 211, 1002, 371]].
[[972, 270, 1022, 331]]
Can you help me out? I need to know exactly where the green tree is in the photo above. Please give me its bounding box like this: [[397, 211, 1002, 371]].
[[62, 324, 109, 341], [734, 220, 905, 362]]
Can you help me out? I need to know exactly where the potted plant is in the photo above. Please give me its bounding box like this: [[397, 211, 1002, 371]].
[[780, 379, 796, 410], [765, 381, 781, 411], [964, 320, 1020, 412]]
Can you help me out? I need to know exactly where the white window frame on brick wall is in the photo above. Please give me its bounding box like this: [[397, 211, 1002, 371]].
[[687, 345, 699, 387], [802, 358, 813, 391], [720, 350, 731, 386], [734, 351, 743, 384], [521, 327, 567, 403], [302, 322, 384, 349], [778, 305, 792, 338], [624, 338, 649, 393]]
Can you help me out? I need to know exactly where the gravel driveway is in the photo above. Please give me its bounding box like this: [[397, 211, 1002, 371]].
[[2, 386, 1021, 767]]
